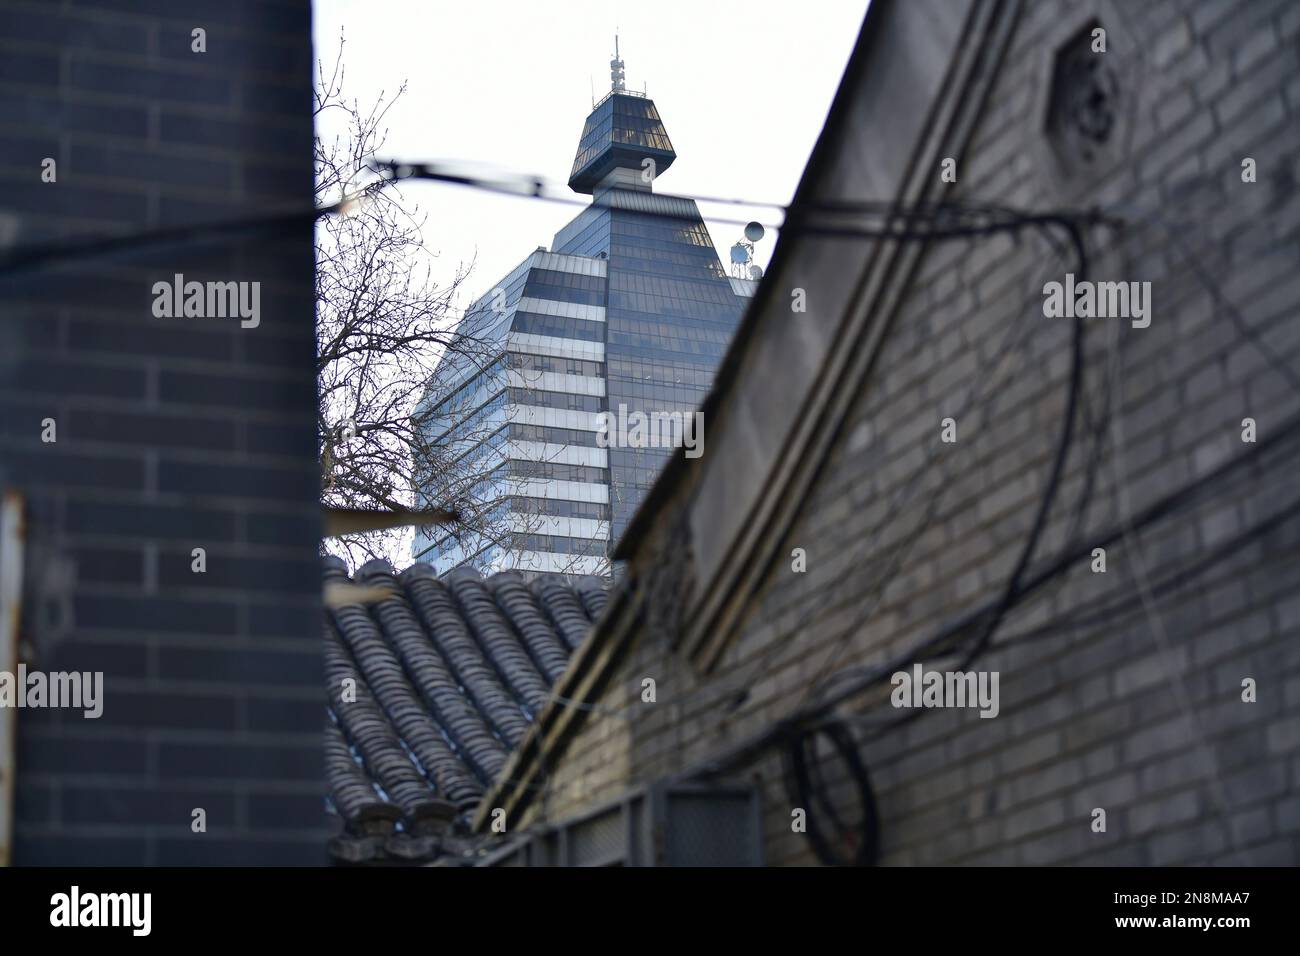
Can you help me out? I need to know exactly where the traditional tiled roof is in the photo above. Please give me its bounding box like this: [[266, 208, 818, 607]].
[[322, 557, 607, 864]]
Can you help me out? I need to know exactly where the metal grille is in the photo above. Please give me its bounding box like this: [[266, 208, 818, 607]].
[[568, 807, 624, 866]]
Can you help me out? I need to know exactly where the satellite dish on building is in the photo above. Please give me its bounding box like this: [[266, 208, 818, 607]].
[[730, 223, 767, 279]]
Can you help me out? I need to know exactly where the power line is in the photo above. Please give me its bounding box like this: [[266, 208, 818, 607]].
[[828, 375, 1300, 746], [689, 198, 1299, 864], [757, 220, 1089, 865], [677, 398, 1300, 794], [0, 155, 1112, 279], [0, 202, 335, 279], [997, 496, 1300, 651]]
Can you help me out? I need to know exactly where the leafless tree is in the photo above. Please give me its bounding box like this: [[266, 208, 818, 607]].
[[316, 36, 480, 567], [315, 36, 608, 577]]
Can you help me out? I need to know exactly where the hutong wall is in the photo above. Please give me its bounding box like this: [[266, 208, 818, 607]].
[[0, 0, 324, 864], [518, 0, 1300, 866]]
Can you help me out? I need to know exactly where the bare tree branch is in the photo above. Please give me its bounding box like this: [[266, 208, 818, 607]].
[[315, 34, 608, 578]]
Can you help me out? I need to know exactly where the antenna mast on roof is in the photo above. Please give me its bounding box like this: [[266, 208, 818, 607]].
[[610, 33, 626, 92]]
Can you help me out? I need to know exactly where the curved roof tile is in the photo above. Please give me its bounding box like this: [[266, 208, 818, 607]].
[[443, 568, 552, 713], [322, 557, 607, 864]]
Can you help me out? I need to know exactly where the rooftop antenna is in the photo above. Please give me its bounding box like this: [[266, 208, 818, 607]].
[[611, 33, 626, 92], [589, 74, 595, 108]]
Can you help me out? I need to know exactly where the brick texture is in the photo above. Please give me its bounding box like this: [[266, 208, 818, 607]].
[[519, 0, 1300, 866], [0, 0, 322, 864]]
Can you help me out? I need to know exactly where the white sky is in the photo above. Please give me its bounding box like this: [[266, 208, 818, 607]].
[[312, 0, 868, 309]]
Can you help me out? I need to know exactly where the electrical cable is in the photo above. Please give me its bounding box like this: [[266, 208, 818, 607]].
[[427, 453, 1300, 849], [827, 484, 1300, 744], [782, 718, 879, 866], [789, 219, 1089, 718], [714, 223, 1085, 719], [0, 152, 1110, 280], [766, 223, 1093, 809], [811, 405, 1300, 715], [802, 203, 1299, 721], [996, 494, 1300, 651], [683, 398, 1300, 792], [950, 222, 1087, 669]]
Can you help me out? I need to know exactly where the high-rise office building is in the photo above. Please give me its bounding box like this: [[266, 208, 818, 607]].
[[414, 44, 756, 576]]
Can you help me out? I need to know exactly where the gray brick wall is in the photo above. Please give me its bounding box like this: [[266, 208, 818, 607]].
[[0, 0, 323, 864], [521, 0, 1300, 866]]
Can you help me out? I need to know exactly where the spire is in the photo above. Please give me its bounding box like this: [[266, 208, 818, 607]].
[[610, 34, 625, 92], [570, 38, 675, 194]]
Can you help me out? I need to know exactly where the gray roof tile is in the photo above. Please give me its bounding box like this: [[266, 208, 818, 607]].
[[322, 556, 605, 864]]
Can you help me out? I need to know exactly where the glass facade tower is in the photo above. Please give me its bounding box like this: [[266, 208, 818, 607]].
[[413, 63, 756, 577]]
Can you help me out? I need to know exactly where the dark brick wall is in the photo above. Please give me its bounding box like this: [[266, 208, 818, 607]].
[[520, 0, 1300, 866], [0, 0, 323, 864]]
